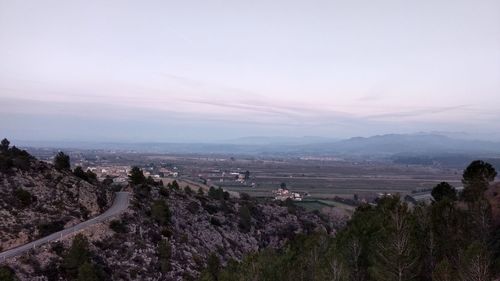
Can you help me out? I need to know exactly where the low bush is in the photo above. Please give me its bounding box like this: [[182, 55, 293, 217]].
[[109, 220, 127, 233], [14, 188, 33, 207], [37, 220, 65, 237]]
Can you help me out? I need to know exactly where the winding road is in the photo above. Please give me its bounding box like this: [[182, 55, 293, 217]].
[[0, 192, 130, 262]]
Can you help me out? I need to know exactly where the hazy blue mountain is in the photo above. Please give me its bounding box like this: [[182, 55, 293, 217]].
[[15, 133, 500, 157], [222, 136, 340, 145], [298, 134, 500, 156]]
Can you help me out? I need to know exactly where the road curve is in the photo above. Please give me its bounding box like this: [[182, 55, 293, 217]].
[[0, 192, 130, 262]]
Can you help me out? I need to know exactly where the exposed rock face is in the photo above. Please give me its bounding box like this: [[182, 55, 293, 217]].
[[0, 157, 110, 251], [5, 184, 341, 281]]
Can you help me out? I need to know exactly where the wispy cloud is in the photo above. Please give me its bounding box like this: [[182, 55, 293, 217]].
[[364, 105, 471, 120]]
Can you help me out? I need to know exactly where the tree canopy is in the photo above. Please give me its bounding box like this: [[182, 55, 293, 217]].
[[431, 182, 457, 202], [462, 160, 497, 203], [211, 160, 500, 281], [128, 166, 146, 185], [54, 151, 71, 170]]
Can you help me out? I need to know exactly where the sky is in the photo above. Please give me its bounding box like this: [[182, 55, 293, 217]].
[[1, 0, 499, 143]]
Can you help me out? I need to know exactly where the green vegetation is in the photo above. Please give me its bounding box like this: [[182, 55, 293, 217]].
[[74, 166, 98, 183], [462, 160, 497, 203], [60, 234, 105, 280], [159, 186, 170, 197], [199, 253, 221, 281], [197, 188, 205, 196], [184, 185, 193, 195], [128, 166, 146, 185], [37, 220, 65, 237], [13, 188, 33, 208], [431, 182, 457, 202], [158, 240, 172, 273], [0, 265, 18, 281], [0, 138, 10, 151], [63, 234, 91, 277], [109, 220, 127, 233], [208, 187, 229, 201], [209, 160, 499, 281], [0, 138, 33, 172], [167, 180, 180, 190], [151, 200, 171, 225], [238, 205, 252, 233], [77, 262, 99, 281], [54, 151, 70, 170]]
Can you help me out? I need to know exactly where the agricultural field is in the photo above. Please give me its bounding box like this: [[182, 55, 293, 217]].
[[142, 154, 463, 201], [26, 148, 465, 202]]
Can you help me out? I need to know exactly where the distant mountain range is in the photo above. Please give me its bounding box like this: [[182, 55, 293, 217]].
[[298, 133, 500, 156], [15, 133, 500, 157]]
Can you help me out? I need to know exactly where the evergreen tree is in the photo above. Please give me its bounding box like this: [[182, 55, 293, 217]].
[[151, 200, 171, 225], [432, 259, 454, 281], [128, 166, 146, 185], [431, 182, 457, 202], [462, 160, 497, 203], [77, 262, 99, 281], [0, 138, 10, 151], [158, 240, 172, 273], [0, 265, 17, 281], [171, 180, 180, 190], [201, 253, 221, 281], [63, 234, 91, 277], [369, 198, 419, 281], [74, 166, 88, 180], [238, 205, 252, 233], [54, 151, 70, 170], [184, 185, 193, 195], [459, 241, 490, 281], [197, 188, 205, 196]]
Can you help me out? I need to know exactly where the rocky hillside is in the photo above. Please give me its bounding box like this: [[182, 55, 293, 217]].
[[4, 180, 341, 280], [0, 140, 111, 251]]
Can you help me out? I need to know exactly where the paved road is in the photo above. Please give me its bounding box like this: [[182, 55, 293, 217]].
[[0, 192, 130, 262]]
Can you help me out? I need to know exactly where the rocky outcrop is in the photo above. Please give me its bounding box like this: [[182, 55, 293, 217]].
[[5, 184, 341, 281], [0, 154, 110, 251]]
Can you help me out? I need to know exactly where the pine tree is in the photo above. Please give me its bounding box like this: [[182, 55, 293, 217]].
[[54, 151, 70, 170], [77, 262, 99, 281], [128, 166, 146, 185]]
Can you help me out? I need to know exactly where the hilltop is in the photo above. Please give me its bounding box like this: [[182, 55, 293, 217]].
[[0, 139, 111, 252]]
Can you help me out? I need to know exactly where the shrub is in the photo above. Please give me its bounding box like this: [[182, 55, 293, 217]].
[[238, 205, 252, 233], [159, 187, 169, 197], [158, 240, 172, 273], [210, 217, 222, 227], [186, 201, 200, 214], [151, 200, 171, 226], [37, 220, 65, 237], [200, 253, 221, 281], [14, 188, 33, 207], [202, 203, 219, 215], [51, 241, 65, 256], [184, 185, 193, 195], [168, 180, 180, 190], [74, 166, 88, 180], [208, 187, 229, 200], [77, 262, 98, 281], [240, 193, 251, 201], [63, 234, 90, 277], [0, 265, 17, 281], [109, 220, 127, 233]]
